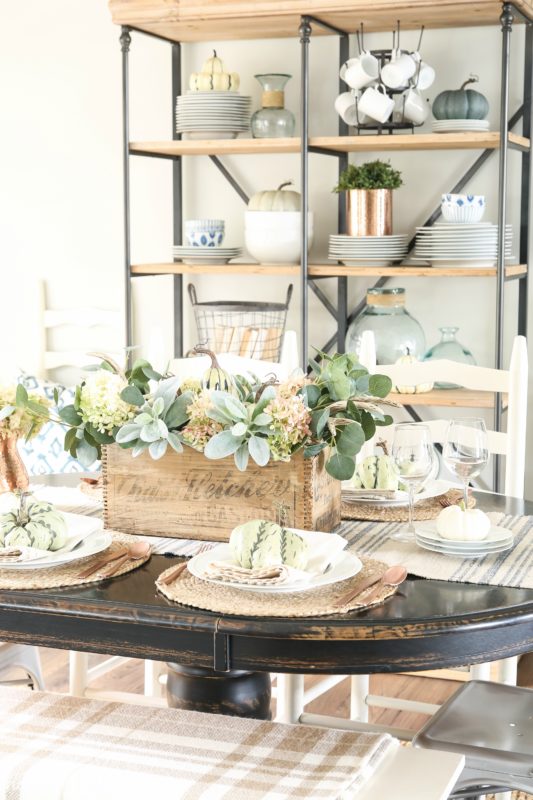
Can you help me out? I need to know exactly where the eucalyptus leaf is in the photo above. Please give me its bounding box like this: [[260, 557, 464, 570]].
[[368, 374, 393, 398], [326, 366, 352, 401], [140, 421, 162, 442], [301, 384, 321, 409], [15, 384, 28, 408], [141, 365, 163, 381], [167, 432, 183, 454], [53, 387, 60, 405], [336, 422, 365, 457], [248, 435, 270, 467], [234, 442, 249, 471], [59, 405, 82, 426], [325, 451, 355, 481], [76, 438, 99, 468], [165, 392, 193, 429], [85, 424, 115, 444], [25, 400, 50, 416], [149, 439, 168, 460], [360, 410, 376, 441], [120, 385, 145, 407], [303, 442, 327, 458], [375, 413, 394, 427], [311, 407, 330, 438], [204, 430, 243, 460], [64, 427, 78, 453], [354, 374, 370, 394]]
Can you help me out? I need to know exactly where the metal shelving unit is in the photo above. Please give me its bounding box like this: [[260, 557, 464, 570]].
[[116, 0, 532, 491]]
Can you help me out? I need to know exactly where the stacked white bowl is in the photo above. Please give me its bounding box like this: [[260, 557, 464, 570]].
[[441, 193, 485, 223], [244, 211, 314, 264]]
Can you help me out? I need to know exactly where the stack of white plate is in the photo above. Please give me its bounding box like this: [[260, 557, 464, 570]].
[[415, 521, 514, 558], [175, 91, 251, 139], [413, 223, 514, 267], [173, 245, 242, 265], [328, 234, 408, 266], [432, 119, 490, 134]]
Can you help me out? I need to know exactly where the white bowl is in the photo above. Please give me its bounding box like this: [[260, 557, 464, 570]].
[[245, 212, 314, 264], [441, 194, 485, 223]]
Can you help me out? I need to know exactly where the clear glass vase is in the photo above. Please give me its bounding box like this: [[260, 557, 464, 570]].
[[423, 326, 476, 389], [345, 288, 426, 364], [251, 74, 296, 139]]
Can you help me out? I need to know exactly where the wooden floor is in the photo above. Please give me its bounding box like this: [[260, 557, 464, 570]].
[[10, 647, 533, 733]]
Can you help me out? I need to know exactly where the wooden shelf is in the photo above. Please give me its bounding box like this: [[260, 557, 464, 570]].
[[130, 132, 529, 159], [389, 389, 502, 408], [131, 263, 527, 278], [110, 1, 533, 42]]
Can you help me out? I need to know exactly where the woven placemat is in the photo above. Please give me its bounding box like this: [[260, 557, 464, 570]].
[[156, 557, 396, 617], [0, 533, 150, 590], [342, 488, 475, 522]]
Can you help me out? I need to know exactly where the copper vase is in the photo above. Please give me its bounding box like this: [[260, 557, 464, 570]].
[[0, 435, 29, 493], [345, 189, 392, 236]]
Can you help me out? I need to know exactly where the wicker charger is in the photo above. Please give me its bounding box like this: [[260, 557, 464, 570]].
[[342, 488, 475, 523], [0, 533, 150, 591], [156, 556, 396, 617]]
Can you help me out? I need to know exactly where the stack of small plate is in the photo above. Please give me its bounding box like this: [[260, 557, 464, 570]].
[[415, 520, 514, 558], [173, 245, 242, 265], [328, 234, 408, 266], [432, 119, 490, 134], [175, 91, 251, 139], [413, 223, 513, 267]]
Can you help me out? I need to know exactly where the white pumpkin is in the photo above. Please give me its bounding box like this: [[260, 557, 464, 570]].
[[394, 350, 433, 394], [189, 50, 240, 92], [436, 504, 491, 541], [248, 181, 301, 212], [0, 493, 68, 551]]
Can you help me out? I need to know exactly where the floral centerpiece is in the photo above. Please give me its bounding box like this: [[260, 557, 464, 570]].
[[14, 349, 394, 482]]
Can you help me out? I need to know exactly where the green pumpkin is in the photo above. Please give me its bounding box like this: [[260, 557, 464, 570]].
[[432, 76, 489, 120], [0, 493, 68, 551], [230, 519, 308, 570]]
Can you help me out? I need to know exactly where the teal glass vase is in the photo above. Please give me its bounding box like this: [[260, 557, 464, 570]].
[[345, 288, 426, 364], [423, 326, 476, 388]]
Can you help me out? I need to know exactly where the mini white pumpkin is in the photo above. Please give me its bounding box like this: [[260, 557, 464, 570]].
[[0, 492, 68, 551], [436, 503, 490, 541], [248, 181, 301, 212], [189, 50, 240, 92], [394, 349, 433, 394]]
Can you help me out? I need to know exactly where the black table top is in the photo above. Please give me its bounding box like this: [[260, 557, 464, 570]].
[[1, 485, 531, 674]]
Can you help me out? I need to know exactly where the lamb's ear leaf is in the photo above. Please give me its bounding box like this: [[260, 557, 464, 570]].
[[204, 430, 242, 459]]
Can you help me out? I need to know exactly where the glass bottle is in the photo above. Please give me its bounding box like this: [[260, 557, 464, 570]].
[[251, 74, 296, 138], [345, 288, 426, 364], [423, 326, 476, 389]]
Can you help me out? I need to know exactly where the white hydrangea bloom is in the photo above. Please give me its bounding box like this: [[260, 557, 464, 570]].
[[79, 371, 135, 433]]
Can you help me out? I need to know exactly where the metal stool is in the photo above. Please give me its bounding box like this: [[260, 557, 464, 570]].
[[413, 680, 533, 798], [0, 644, 44, 690]]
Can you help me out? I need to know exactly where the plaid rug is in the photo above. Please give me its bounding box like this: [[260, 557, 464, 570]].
[[0, 689, 397, 799]]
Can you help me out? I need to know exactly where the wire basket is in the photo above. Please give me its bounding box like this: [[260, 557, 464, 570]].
[[188, 283, 293, 361]]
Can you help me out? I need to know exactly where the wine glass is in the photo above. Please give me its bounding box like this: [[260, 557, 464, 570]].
[[391, 423, 433, 542], [443, 418, 489, 508]]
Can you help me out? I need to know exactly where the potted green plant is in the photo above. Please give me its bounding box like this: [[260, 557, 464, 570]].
[[333, 159, 403, 237]]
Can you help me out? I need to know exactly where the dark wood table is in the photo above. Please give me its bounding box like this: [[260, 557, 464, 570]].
[[2, 483, 533, 716]]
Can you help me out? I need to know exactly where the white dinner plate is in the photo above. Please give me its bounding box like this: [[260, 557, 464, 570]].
[[0, 529, 112, 570], [414, 536, 513, 559], [342, 479, 450, 507], [416, 520, 513, 546], [187, 544, 362, 593]]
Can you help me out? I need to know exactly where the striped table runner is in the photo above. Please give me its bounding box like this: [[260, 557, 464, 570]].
[[0, 689, 397, 799], [339, 513, 533, 589]]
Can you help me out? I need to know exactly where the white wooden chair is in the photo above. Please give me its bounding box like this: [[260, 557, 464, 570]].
[[277, 334, 528, 734]]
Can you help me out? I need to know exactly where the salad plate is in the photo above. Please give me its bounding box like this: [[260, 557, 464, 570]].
[[0, 526, 111, 570]]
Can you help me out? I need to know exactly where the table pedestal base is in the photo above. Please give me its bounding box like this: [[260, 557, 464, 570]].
[[166, 663, 271, 719]]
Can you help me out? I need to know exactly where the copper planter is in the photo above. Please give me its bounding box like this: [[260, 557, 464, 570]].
[[0, 435, 29, 493], [345, 189, 392, 237]]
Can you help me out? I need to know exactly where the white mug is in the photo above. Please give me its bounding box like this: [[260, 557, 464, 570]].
[[403, 88, 429, 125], [339, 58, 359, 81], [334, 91, 359, 125], [358, 84, 395, 124], [381, 51, 416, 89], [410, 51, 436, 90], [343, 51, 379, 90]]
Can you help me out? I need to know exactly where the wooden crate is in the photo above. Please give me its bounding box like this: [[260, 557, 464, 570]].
[[102, 445, 341, 540]]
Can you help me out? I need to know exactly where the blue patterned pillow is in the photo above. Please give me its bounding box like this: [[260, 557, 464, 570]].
[[16, 374, 99, 476]]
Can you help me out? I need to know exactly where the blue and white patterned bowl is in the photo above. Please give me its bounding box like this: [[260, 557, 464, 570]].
[[441, 194, 486, 223], [185, 219, 225, 247]]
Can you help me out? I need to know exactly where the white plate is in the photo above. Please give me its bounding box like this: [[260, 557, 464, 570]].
[[180, 132, 240, 140], [187, 544, 362, 593], [416, 520, 513, 546], [0, 529, 112, 570], [342, 479, 450, 507], [414, 536, 513, 559]]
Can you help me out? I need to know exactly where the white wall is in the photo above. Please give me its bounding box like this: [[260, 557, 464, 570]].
[[1, 2, 531, 494]]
